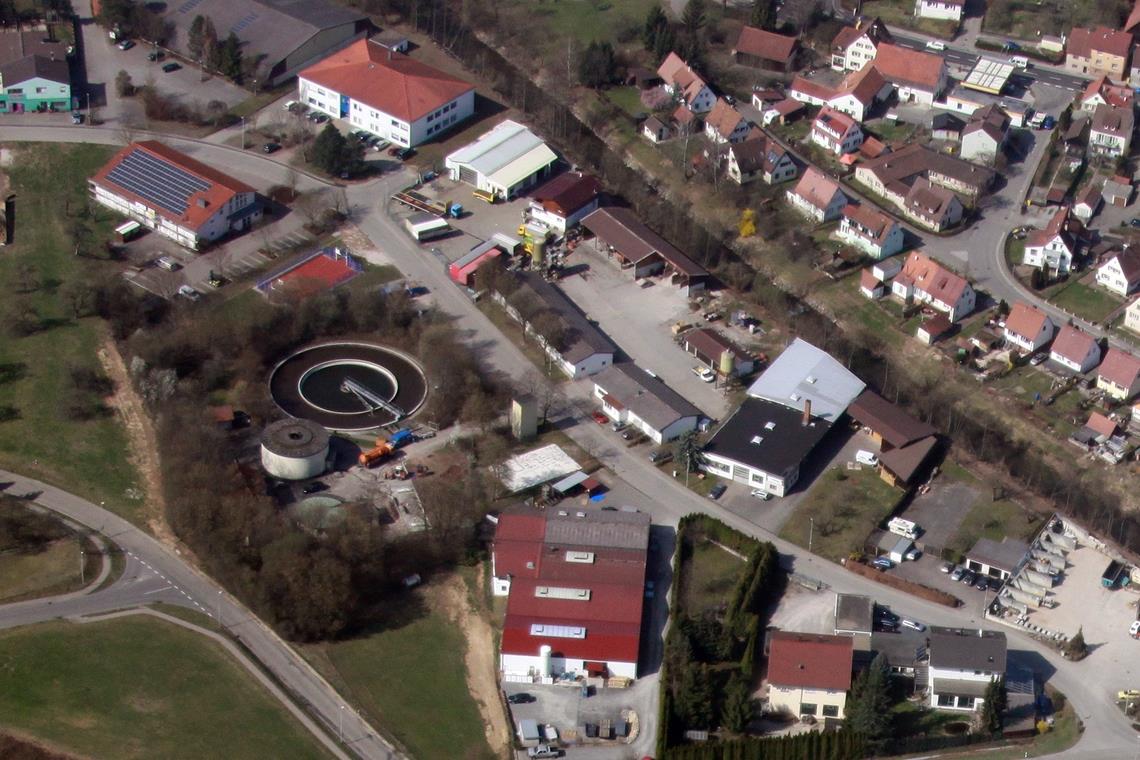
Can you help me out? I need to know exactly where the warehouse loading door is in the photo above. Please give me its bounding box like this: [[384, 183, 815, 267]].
[[459, 166, 477, 185]]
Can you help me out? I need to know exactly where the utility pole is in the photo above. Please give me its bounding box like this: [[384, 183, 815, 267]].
[[241, 117, 246, 150], [338, 704, 345, 742], [79, 547, 85, 584], [808, 517, 814, 554], [216, 589, 222, 626]]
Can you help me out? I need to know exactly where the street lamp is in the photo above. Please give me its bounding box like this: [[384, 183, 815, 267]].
[[216, 589, 222, 627], [240, 117, 246, 150], [808, 517, 814, 554], [338, 704, 345, 742], [79, 549, 85, 584]]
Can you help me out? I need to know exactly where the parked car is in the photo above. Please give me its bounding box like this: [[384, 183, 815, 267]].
[[117, 39, 135, 50], [960, 569, 977, 585], [987, 576, 1003, 591], [950, 566, 965, 581], [904, 548, 921, 561], [649, 449, 672, 465], [527, 746, 560, 759], [855, 450, 879, 467], [610, 420, 626, 432], [871, 557, 895, 571], [902, 618, 927, 632], [591, 411, 609, 425], [162, 62, 181, 73], [262, 142, 281, 154], [974, 575, 990, 590], [507, 692, 536, 704], [177, 285, 201, 302], [1130, 621, 1140, 639], [283, 100, 298, 111], [1130, 218, 1140, 229], [925, 40, 946, 51], [70, 111, 83, 124], [147, 50, 164, 61], [155, 255, 181, 271], [1029, 353, 1047, 366], [395, 147, 416, 160], [941, 561, 954, 573], [692, 366, 715, 383], [708, 483, 727, 499], [750, 488, 771, 500]]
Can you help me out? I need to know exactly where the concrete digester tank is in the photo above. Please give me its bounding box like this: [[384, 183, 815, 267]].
[[260, 418, 330, 480]]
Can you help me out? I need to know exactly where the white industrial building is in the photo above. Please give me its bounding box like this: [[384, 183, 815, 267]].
[[89, 141, 260, 250], [298, 39, 474, 148], [260, 418, 331, 480], [592, 364, 702, 445], [445, 120, 558, 200]]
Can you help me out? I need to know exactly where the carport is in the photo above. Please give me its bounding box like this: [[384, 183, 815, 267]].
[[580, 207, 709, 294]]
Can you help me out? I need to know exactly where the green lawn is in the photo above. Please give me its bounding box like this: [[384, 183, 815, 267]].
[[781, 467, 904, 561], [510, 0, 659, 45], [863, 0, 958, 37], [866, 119, 918, 145], [607, 86, 647, 118], [0, 617, 329, 760], [303, 600, 494, 760], [681, 539, 747, 616], [941, 461, 1044, 557], [1047, 280, 1123, 325], [0, 537, 95, 603], [0, 144, 141, 522]]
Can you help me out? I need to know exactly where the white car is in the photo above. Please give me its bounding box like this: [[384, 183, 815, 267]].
[[177, 285, 202, 302], [925, 40, 946, 51], [750, 488, 771, 500], [901, 618, 926, 632], [855, 450, 879, 466], [692, 366, 715, 383], [1130, 620, 1140, 639]]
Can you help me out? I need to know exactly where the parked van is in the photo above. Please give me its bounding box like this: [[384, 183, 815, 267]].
[[1009, 55, 1030, 68], [925, 40, 946, 51], [855, 449, 879, 467], [888, 517, 920, 540]]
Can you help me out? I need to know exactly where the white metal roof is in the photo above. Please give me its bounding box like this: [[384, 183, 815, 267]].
[[446, 120, 557, 185], [745, 338, 866, 421], [500, 443, 580, 493]]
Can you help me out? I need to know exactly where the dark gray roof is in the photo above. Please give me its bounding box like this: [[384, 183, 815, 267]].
[[928, 627, 1007, 673], [593, 364, 701, 433], [513, 273, 616, 365], [545, 508, 650, 550], [702, 397, 833, 476], [834, 594, 873, 634], [260, 418, 330, 457], [870, 630, 924, 668], [931, 677, 990, 698], [966, 537, 1030, 574], [0, 54, 68, 85]]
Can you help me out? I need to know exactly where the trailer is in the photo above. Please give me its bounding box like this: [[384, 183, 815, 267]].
[[404, 213, 452, 243], [1102, 560, 1128, 589], [114, 220, 142, 243], [392, 189, 447, 217]]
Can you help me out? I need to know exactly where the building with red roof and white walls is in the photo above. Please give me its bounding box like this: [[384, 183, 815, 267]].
[[766, 632, 854, 720], [492, 506, 651, 681], [298, 38, 474, 148]]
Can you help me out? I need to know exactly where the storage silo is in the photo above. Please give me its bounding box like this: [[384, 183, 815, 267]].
[[260, 418, 330, 480]]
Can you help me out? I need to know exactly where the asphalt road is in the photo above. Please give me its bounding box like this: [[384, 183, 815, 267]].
[[0, 469, 398, 760]]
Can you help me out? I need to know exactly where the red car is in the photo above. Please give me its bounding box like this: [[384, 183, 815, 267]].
[[591, 411, 608, 425]]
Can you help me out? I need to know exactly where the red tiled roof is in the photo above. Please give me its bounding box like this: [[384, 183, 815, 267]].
[[860, 136, 888, 158], [706, 98, 746, 139], [1099, 348, 1140, 388], [1004, 302, 1051, 341], [1081, 76, 1135, 109], [299, 39, 473, 122], [791, 167, 843, 211], [840, 63, 888, 105], [1050, 324, 1097, 364], [1107, 248, 1140, 288], [683, 327, 752, 364], [90, 141, 254, 233], [1026, 206, 1073, 249], [772, 98, 805, 117], [790, 74, 832, 102], [767, 632, 853, 691], [841, 202, 896, 245], [501, 617, 641, 663], [830, 17, 891, 54], [815, 106, 858, 138], [1067, 26, 1133, 60], [1085, 411, 1118, 439], [530, 172, 602, 217], [873, 43, 944, 90], [734, 26, 797, 63], [860, 268, 882, 291], [900, 251, 969, 305]]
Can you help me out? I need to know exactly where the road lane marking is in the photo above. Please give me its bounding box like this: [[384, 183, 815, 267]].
[[143, 585, 174, 595]]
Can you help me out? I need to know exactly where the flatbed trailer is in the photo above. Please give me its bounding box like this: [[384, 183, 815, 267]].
[[391, 189, 447, 217]]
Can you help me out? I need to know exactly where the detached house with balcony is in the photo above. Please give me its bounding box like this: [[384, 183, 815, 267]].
[[1049, 325, 1101, 373], [928, 628, 1007, 712], [1003, 302, 1055, 353], [830, 17, 892, 72], [1065, 26, 1133, 81], [811, 107, 864, 155], [838, 204, 904, 259], [658, 52, 715, 114], [1023, 206, 1077, 275], [1096, 248, 1140, 296], [892, 251, 975, 321], [1089, 104, 1134, 158], [786, 167, 848, 222], [726, 137, 797, 185], [1097, 348, 1140, 400]]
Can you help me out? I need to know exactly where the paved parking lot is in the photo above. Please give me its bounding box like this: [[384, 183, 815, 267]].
[[890, 554, 990, 613], [900, 479, 979, 554], [768, 584, 836, 635]]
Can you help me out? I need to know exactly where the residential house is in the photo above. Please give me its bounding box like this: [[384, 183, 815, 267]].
[[1096, 248, 1140, 296], [872, 43, 949, 104], [766, 632, 854, 720], [917, 313, 954, 345], [1075, 411, 1119, 446], [733, 26, 798, 70], [830, 17, 892, 72], [790, 65, 890, 123], [786, 167, 848, 222], [1078, 76, 1134, 113], [860, 268, 887, 299], [759, 98, 806, 126], [1022, 206, 1077, 275], [856, 143, 995, 207], [1065, 27, 1133, 81], [672, 104, 698, 135], [703, 339, 865, 496], [1049, 324, 1101, 373], [657, 52, 716, 114], [726, 136, 797, 185], [581, 207, 709, 294], [891, 251, 976, 321], [642, 116, 670, 143], [681, 328, 757, 376], [846, 390, 939, 485], [1089, 104, 1134, 158], [932, 112, 967, 142], [704, 98, 751, 144], [838, 203, 904, 259], [492, 506, 650, 680], [873, 256, 903, 282], [445, 120, 558, 200], [960, 104, 1010, 165], [527, 172, 603, 234], [914, 0, 964, 22], [904, 178, 964, 231], [928, 627, 1007, 711], [0, 31, 71, 113], [299, 40, 475, 148], [964, 539, 1030, 581], [1003, 302, 1055, 353], [1103, 175, 1133, 207], [1097, 348, 1140, 400], [811, 107, 864, 155], [1126, 299, 1140, 333], [1074, 181, 1103, 222], [592, 364, 701, 444]]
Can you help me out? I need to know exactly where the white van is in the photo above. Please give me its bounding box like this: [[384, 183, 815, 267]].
[[925, 40, 946, 51], [1009, 55, 1029, 68], [888, 517, 920, 540], [855, 450, 879, 467]]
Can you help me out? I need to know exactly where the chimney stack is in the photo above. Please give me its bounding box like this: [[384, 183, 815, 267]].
[[802, 398, 812, 426]]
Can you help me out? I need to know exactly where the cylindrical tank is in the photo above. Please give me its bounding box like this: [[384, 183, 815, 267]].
[[531, 237, 545, 266], [718, 349, 734, 377], [540, 644, 552, 678], [260, 418, 330, 480]]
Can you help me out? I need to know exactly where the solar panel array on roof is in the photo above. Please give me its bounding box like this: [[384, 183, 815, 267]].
[[105, 148, 210, 216], [177, 0, 204, 13], [231, 13, 258, 34]]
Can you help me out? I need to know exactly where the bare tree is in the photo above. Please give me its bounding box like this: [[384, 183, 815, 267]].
[[283, 165, 300, 201], [331, 186, 350, 219]]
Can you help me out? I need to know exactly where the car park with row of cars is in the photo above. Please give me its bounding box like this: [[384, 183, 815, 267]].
[[943, 562, 1002, 590]]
